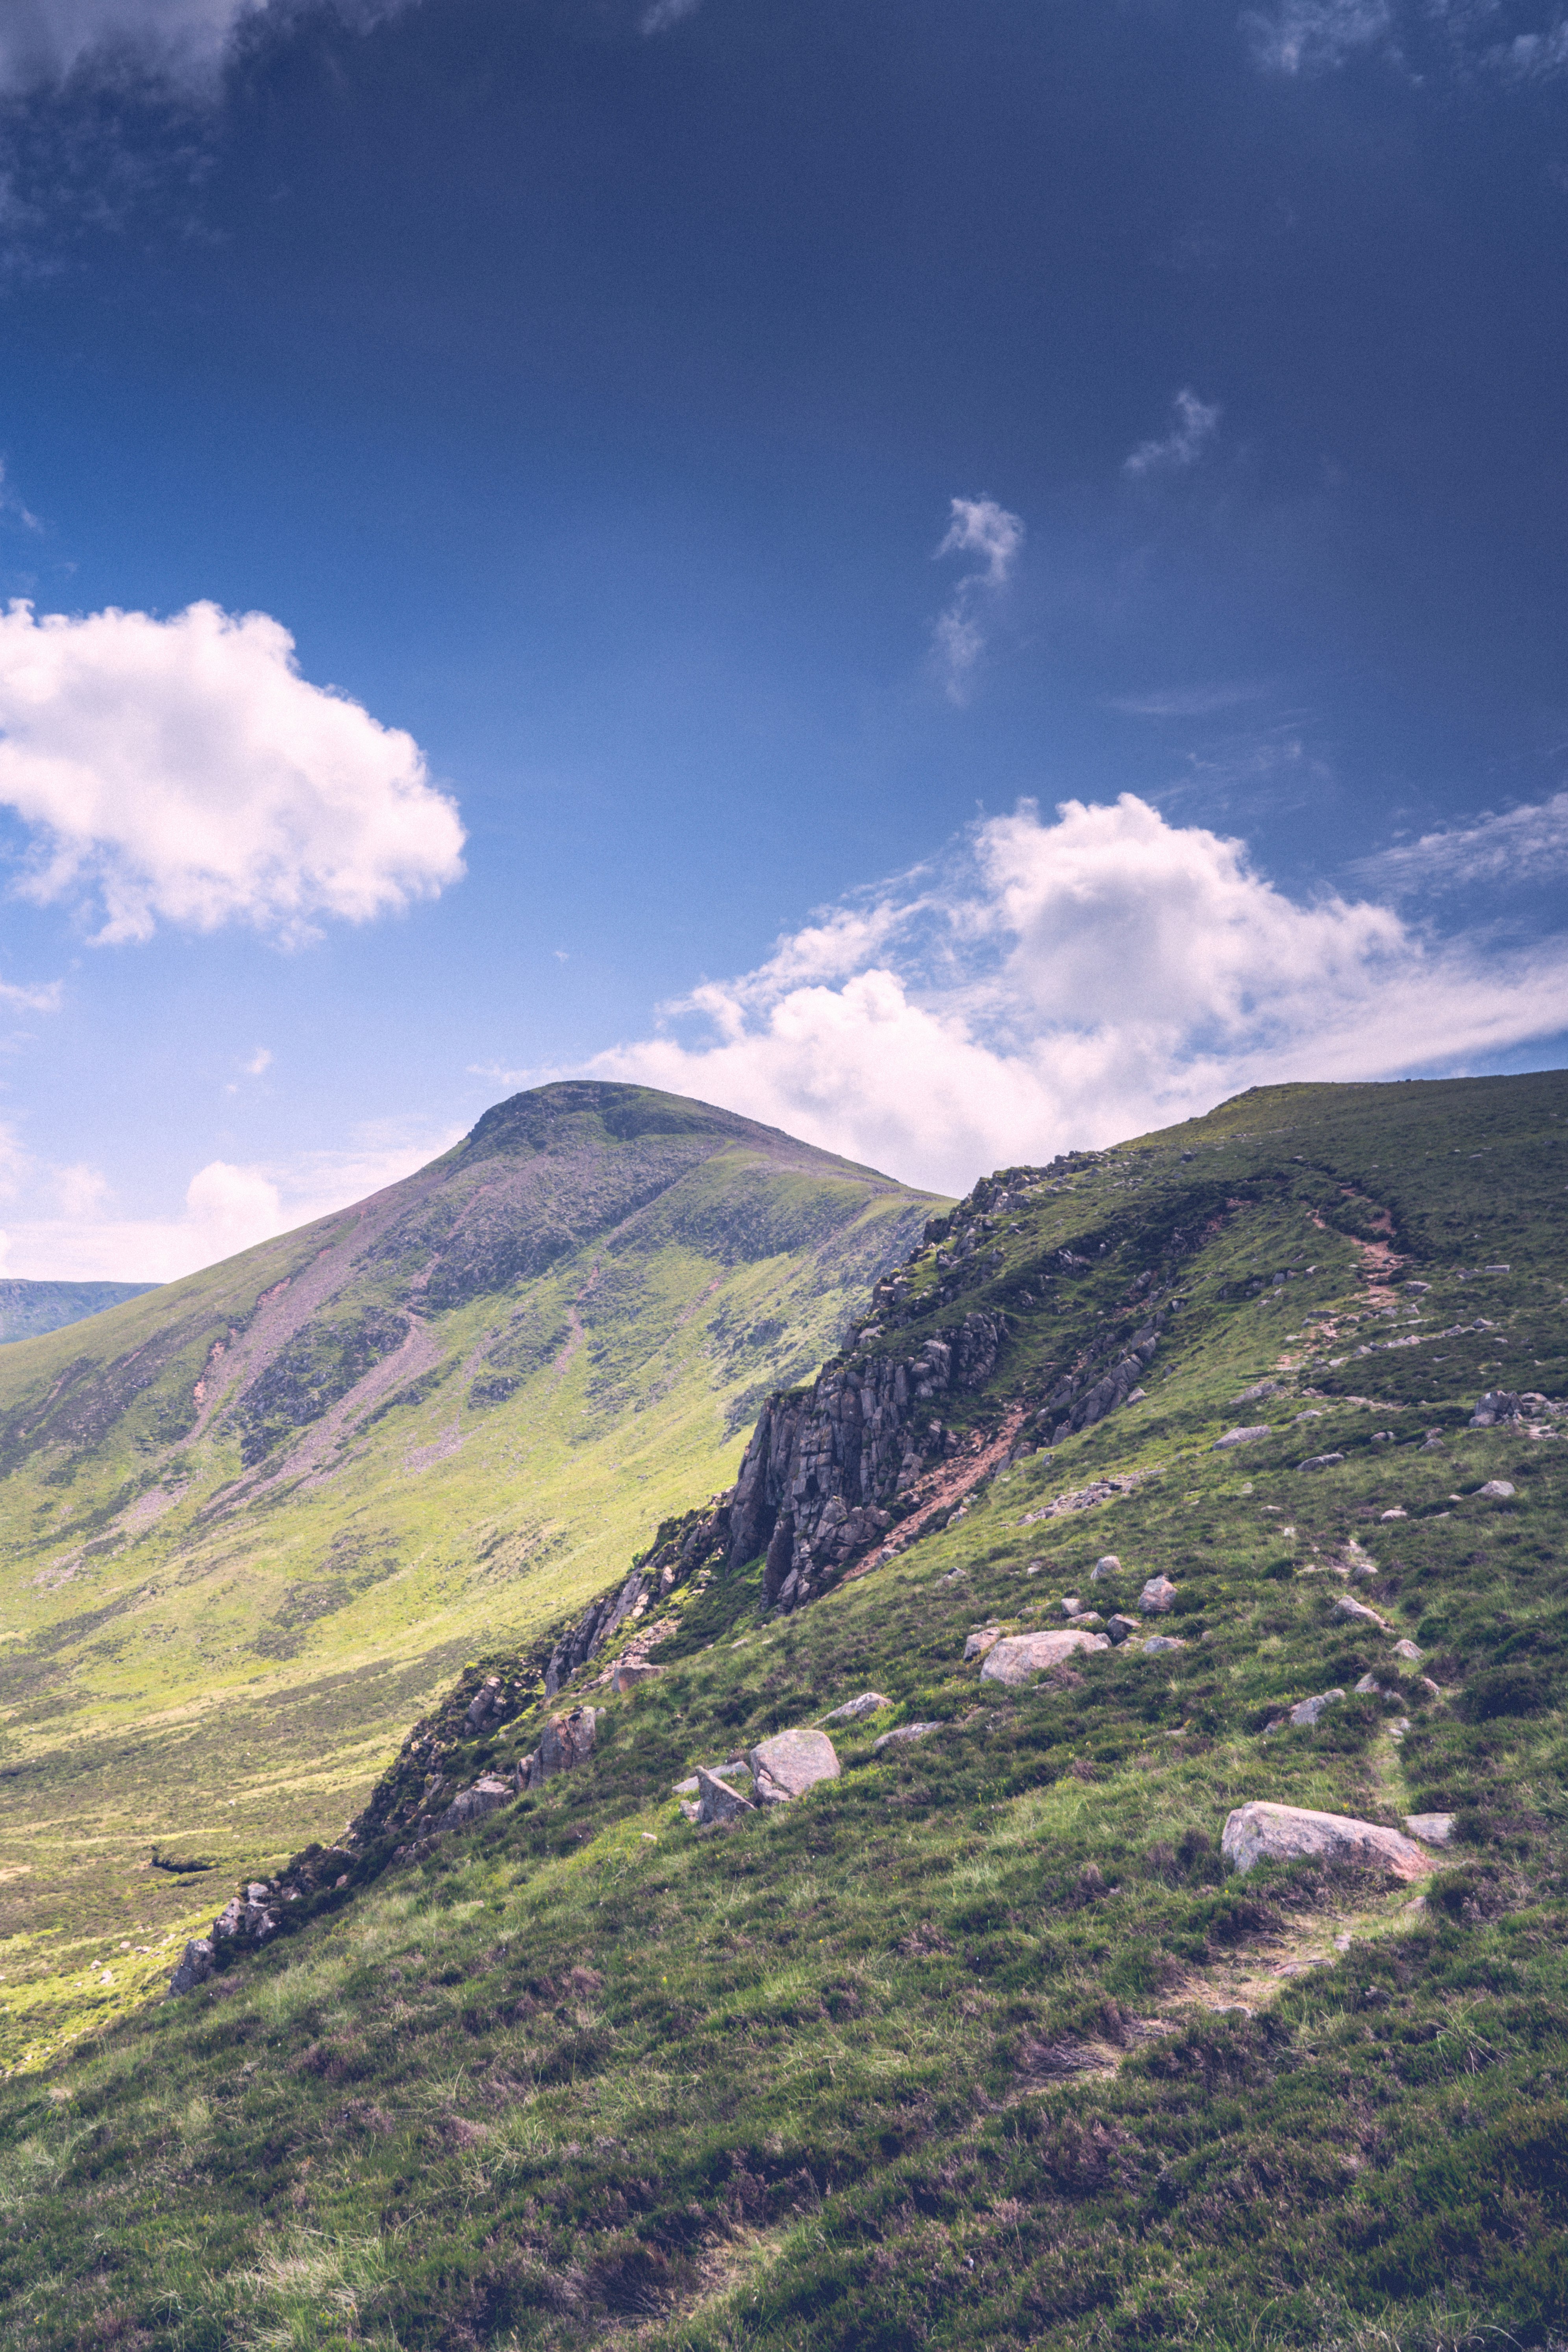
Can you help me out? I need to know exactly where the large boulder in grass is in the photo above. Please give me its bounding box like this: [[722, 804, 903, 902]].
[[981, 1628, 1109, 1685], [439, 1776, 513, 1833], [1222, 1802, 1434, 1882], [748, 1728, 840, 1804], [169, 1937, 215, 1995]]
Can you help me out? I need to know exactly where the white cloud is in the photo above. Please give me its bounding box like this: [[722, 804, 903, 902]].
[[243, 1044, 273, 1076], [0, 599, 465, 944], [1108, 683, 1268, 719], [1124, 389, 1222, 478], [1354, 789, 1568, 893], [0, 1118, 464, 1281], [641, 0, 701, 31], [0, 0, 264, 92], [1498, 21, 1568, 78], [931, 494, 1025, 705], [592, 793, 1568, 1193], [1240, 0, 1396, 73]]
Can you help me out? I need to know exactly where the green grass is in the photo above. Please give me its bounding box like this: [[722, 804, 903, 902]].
[[0, 1070, 1564, 2346]]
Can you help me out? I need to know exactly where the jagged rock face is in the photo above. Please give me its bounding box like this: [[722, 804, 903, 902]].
[[1041, 1315, 1163, 1444], [729, 1309, 1007, 1604]]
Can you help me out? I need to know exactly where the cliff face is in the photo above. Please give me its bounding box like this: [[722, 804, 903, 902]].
[[728, 1308, 1008, 1609]]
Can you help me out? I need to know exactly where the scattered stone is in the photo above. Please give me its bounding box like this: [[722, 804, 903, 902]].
[[873, 1721, 942, 1753], [1404, 1812, 1455, 1845], [1333, 1595, 1390, 1630], [1392, 1638, 1425, 1662], [825, 1691, 889, 1722], [748, 1728, 840, 1804], [1222, 1801, 1433, 1882], [1294, 1410, 1324, 1422], [613, 1659, 663, 1693], [1298, 1452, 1345, 1471], [1380, 1507, 1407, 1520], [1389, 1718, 1411, 1741], [1091, 1555, 1121, 1579], [1059, 1596, 1085, 1617], [1353, 1673, 1385, 1695], [672, 1775, 700, 1796], [1420, 1675, 1443, 1697], [981, 1628, 1109, 1684], [520, 1705, 598, 1789], [1214, 1424, 1271, 1449], [1140, 1635, 1188, 1654], [169, 1937, 215, 1994], [1232, 1381, 1277, 1404], [963, 1628, 1002, 1661], [437, 1776, 513, 1833], [1483, 1263, 1510, 1274], [696, 1767, 754, 1826], [1070, 1611, 1104, 1629], [1138, 1574, 1178, 1614], [1105, 1614, 1140, 1645], [1470, 1390, 1525, 1427], [1288, 1689, 1345, 1727], [1479, 1479, 1516, 1500]]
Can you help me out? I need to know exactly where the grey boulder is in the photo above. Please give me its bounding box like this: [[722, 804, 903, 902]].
[[169, 1937, 215, 1995], [873, 1721, 942, 1753], [1333, 1595, 1389, 1630], [1470, 1391, 1524, 1427], [1138, 1575, 1178, 1615], [439, 1776, 513, 1833], [1214, 1424, 1270, 1449], [1479, 1480, 1516, 1500], [1298, 1452, 1346, 1471], [1104, 1614, 1140, 1645], [1222, 1801, 1434, 1882], [981, 1629, 1109, 1684], [748, 1728, 840, 1804], [1289, 1688, 1345, 1727], [1140, 1635, 1187, 1654], [963, 1628, 1002, 1661], [696, 1767, 755, 1825], [1090, 1555, 1121, 1580], [1404, 1812, 1456, 1846], [825, 1691, 889, 1722]]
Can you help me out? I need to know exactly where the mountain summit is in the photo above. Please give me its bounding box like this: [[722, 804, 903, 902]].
[[0, 1082, 942, 2008]]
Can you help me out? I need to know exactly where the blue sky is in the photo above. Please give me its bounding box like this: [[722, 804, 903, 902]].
[[0, 0, 1566, 1274]]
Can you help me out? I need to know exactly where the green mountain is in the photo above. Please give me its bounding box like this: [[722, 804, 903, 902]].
[[3, 1068, 1567, 2352], [0, 1280, 156, 1345], [0, 1082, 940, 2050]]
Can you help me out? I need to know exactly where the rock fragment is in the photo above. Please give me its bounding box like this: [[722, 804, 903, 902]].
[[1222, 1801, 1433, 1882], [1090, 1555, 1120, 1580], [1288, 1688, 1345, 1727], [1332, 1595, 1389, 1630], [981, 1629, 1109, 1684], [1138, 1574, 1178, 1615], [873, 1722, 942, 1753], [695, 1767, 755, 1825], [1479, 1480, 1516, 1500], [1403, 1812, 1455, 1845], [963, 1628, 1002, 1661], [748, 1728, 840, 1803], [825, 1691, 889, 1722], [169, 1937, 215, 1995], [1214, 1424, 1270, 1449], [1298, 1452, 1346, 1471], [1104, 1614, 1140, 1645], [1392, 1638, 1425, 1662]]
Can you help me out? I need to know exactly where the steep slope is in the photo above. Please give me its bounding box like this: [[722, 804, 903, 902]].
[[0, 1281, 156, 1345], [0, 1083, 940, 2046], [2, 1070, 1564, 2351]]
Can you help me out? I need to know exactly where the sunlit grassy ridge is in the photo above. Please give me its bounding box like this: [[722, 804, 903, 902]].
[[0, 1085, 940, 2056], [0, 1070, 1564, 2348]]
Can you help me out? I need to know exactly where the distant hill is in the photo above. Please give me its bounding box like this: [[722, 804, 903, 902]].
[[0, 1080, 942, 2019], [4, 1069, 1561, 2352], [0, 1278, 156, 1344]]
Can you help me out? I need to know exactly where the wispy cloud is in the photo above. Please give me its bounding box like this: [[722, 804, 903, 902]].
[[641, 0, 701, 31], [1241, 0, 1396, 74], [1124, 389, 1222, 478], [1492, 19, 1568, 79], [1353, 789, 1568, 894], [592, 793, 1568, 1194], [1108, 683, 1268, 719], [930, 494, 1025, 705]]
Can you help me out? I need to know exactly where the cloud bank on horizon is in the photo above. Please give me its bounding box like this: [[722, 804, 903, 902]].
[[596, 792, 1568, 1195]]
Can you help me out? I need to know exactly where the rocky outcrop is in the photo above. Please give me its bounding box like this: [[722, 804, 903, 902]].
[[521, 1705, 598, 1787], [728, 1311, 1007, 1608], [1039, 1315, 1163, 1445], [1222, 1801, 1433, 1881], [546, 1497, 731, 1692]]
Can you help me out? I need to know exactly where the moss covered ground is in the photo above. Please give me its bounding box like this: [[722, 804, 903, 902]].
[[0, 1071, 1562, 2346]]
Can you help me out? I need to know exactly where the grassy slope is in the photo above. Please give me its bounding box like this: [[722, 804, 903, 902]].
[[1, 1071, 1566, 2350], [0, 1093, 939, 2063]]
